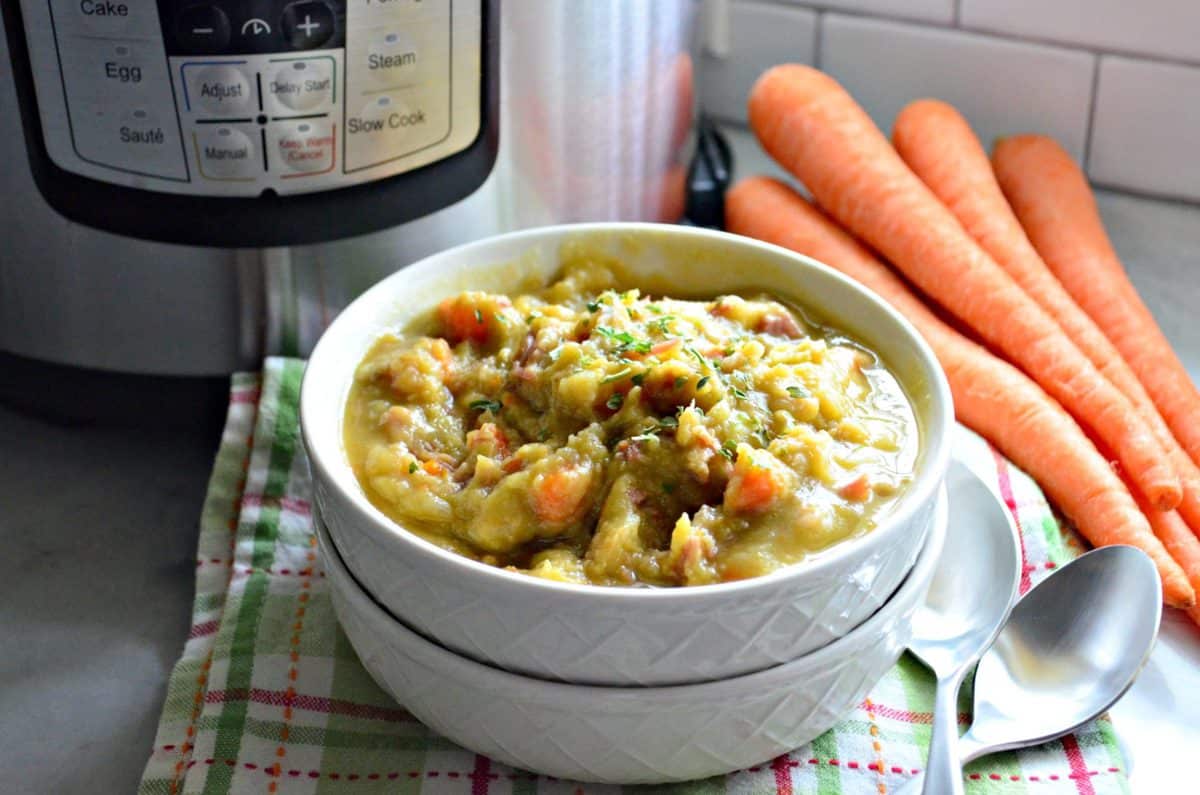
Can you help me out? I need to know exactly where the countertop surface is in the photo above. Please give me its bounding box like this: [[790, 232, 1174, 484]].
[[2, 131, 1198, 794]]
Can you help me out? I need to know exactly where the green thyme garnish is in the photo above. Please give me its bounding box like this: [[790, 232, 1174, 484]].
[[586, 300, 601, 313], [601, 368, 633, 384], [674, 375, 688, 389], [718, 440, 737, 460], [596, 326, 652, 355], [647, 303, 664, 314], [685, 345, 709, 369], [697, 375, 711, 389], [631, 372, 646, 386], [469, 398, 502, 413], [730, 386, 748, 400], [606, 392, 625, 411], [657, 414, 679, 430], [787, 385, 809, 399], [473, 308, 483, 323], [408, 461, 419, 474]]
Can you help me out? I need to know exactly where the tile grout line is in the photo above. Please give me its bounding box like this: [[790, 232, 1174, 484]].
[[1082, 53, 1104, 173], [788, 2, 1200, 70]]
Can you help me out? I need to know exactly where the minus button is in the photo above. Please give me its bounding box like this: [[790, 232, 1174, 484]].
[[175, 6, 231, 52]]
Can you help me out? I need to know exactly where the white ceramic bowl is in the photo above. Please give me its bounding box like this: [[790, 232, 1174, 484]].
[[301, 223, 954, 686], [317, 487, 947, 784]]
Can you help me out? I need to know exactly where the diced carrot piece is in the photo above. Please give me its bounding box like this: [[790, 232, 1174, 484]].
[[725, 455, 783, 514], [531, 466, 592, 525], [437, 296, 489, 344], [650, 338, 682, 357], [422, 459, 445, 476], [838, 473, 872, 502]]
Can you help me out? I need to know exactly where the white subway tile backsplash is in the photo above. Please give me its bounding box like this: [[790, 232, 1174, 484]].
[[961, 0, 1200, 65], [1088, 57, 1200, 201], [701, 1, 817, 123], [820, 15, 1095, 161], [779, 0, 954, 25]]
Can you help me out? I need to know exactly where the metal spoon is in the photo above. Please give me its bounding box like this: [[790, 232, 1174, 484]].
[[956, 544, 1161, 764], [900, 544, 1163, 793], [910, 461, 1023, 795]]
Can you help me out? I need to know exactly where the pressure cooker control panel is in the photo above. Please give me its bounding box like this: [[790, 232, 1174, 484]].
[[18, 0, 482, 196]]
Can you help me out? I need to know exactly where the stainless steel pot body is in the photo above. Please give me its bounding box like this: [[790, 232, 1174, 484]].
[[0, 1, 696, 375]]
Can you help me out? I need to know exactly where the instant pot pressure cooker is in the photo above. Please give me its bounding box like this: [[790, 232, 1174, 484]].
[[0, 1, 698, 380]]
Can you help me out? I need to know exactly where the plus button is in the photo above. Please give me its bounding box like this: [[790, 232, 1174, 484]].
[[281, 2, 334, 50], [297, 15, 320, 37]]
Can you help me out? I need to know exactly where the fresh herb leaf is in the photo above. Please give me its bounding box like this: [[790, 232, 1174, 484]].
[[469, 398, 502, 413], [408, 461, 419, 474], [685, 346, 709, 369], [596, 326, 651, 354], [647, 303, 664, 314], [651, 316, 675, 334], [601, 368, 633, 384], [787, 385, 809, 399], [606, 392, 625, 411], [473, 308, 483, 324], [697, 375, 710, 389], [631, 372, 646, 386], [719, 440, 737, 460], [662, 482, 676, 494], [658, 415, 679, 430], [731, 386, 748, 400], [674, 375, 688, 389], [586, 300, 601, 313]]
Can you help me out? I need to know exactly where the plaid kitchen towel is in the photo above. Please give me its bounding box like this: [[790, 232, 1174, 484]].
[[140, 358, 1129, 795]]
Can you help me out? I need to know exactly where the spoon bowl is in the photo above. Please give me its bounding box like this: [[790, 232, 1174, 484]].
[[909, 461, 1023, 795], [959, 545, 1163, 762], [910, 461, 1023, 672]]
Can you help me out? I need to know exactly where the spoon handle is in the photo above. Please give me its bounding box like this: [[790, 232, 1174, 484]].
[[921, 672, 966, 795]]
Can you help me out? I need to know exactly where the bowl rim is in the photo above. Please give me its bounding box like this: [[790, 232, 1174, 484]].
[[317, 484, 947, 699], [301, 222, 954, 603]]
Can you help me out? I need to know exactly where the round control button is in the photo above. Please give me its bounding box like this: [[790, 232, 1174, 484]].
[[187, 64, 253, 115], [365, 29, 420, 85], [274, 120, 335, 174], [267, 59, 333, 112], [174, 5, 232, 53], [196, 125, 257, 179]]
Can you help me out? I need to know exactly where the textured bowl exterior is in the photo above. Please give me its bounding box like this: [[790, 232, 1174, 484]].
[[320, 479, 934, 683], [302, 223, 954, 686], [318, 489, 946, 784]]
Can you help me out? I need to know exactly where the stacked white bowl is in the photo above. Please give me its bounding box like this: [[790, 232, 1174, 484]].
[[301, 224, 954, 784]]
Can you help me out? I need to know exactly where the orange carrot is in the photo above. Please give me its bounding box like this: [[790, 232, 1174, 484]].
[[1133, 494, 1200, 625], [993, 135, 1200, 473], [437, 296, 489, 344], [725, 175, 1195, 607], [725, 450, 786, 514], [747, 65, 1180, 511], [892, 100, 1200, 534], [531, 467, 592, 525]]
